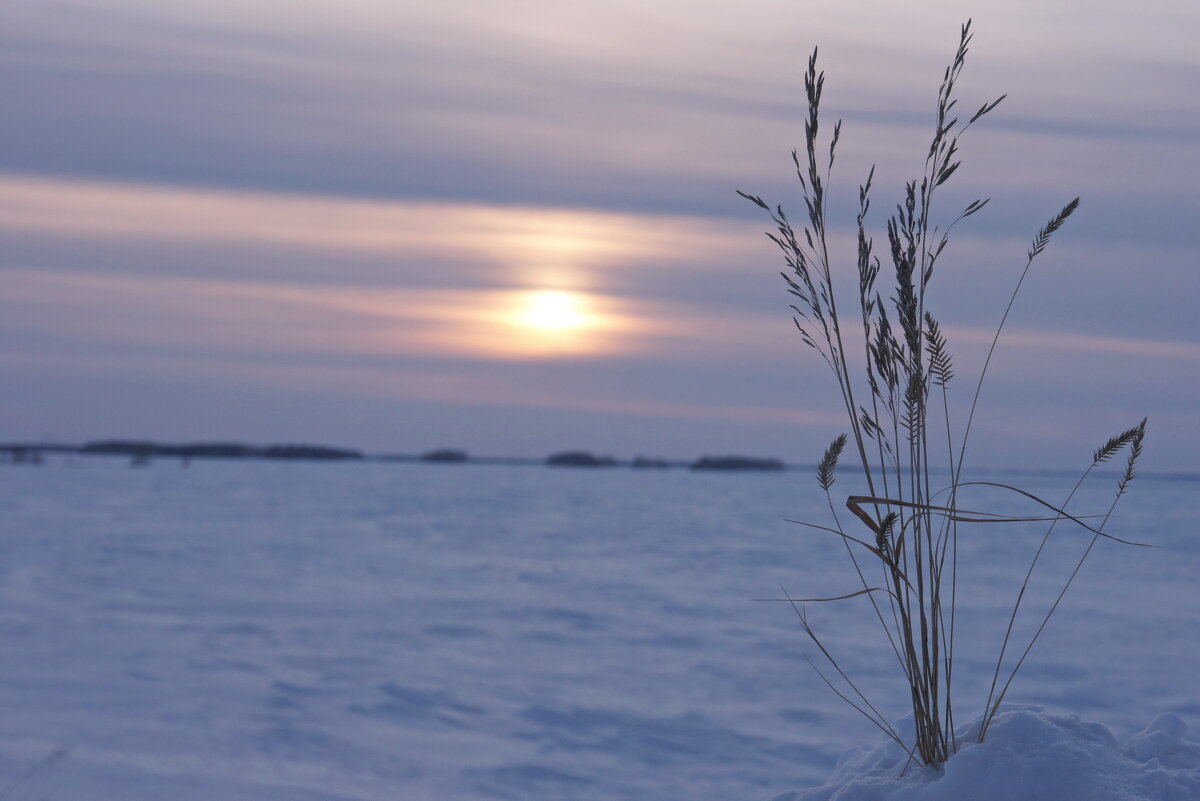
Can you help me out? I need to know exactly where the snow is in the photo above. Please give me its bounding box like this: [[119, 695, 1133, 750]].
[[773, 708, 1200, 801], [0, 458, 1196, 799]]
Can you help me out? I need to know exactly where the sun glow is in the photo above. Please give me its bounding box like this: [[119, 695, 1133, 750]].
[[516, 290, 593, 333], [483, 288, 637, 358], [0, 176, 709, 360]]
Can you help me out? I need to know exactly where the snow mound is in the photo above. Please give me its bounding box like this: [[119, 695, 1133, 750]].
[[771, 708, 1200, 801]]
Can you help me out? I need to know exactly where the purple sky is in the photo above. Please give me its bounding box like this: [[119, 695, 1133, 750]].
[[2, 1, 1197, 469]]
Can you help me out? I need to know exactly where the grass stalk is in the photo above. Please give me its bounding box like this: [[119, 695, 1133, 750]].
[[740, 20, 1147, 767]]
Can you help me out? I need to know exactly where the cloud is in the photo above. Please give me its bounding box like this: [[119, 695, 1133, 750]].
[[6, 0, 1198, 223], [3, 173, 1195, 371], [0, 174, 748, 284], [946, 325, 1200, 363]]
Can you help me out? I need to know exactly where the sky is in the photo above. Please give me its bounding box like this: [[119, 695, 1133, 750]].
[[1, 0, 1198, 470]]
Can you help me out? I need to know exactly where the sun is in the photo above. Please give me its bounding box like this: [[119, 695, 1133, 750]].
[[516, 290, 592, 333], [489, 288, 628, 357]]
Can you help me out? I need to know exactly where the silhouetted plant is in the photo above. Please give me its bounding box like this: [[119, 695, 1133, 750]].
[[740, 20, 1148, 767]]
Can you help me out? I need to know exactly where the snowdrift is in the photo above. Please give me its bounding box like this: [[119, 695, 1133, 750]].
[[772, 708, 1200, 801]]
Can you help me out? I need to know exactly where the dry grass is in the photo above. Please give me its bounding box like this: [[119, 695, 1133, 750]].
[[740, 20, 1148, 767]]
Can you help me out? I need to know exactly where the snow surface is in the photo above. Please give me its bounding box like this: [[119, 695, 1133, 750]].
[[773, 708, 1200, 801], [0, 459, 1196, 800]]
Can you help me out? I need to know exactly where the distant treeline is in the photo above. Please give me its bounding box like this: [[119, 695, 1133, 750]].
[[420, 449, 785, 471], [4, 442, 1197, 481], [1, 442, 785, 471], [78, 441, 364, 461], [689, 456, 785, 471], [542, 452, 783, 470]]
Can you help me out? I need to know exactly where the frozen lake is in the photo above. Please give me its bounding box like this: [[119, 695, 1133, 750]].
[[0, 458, 1195, 800]]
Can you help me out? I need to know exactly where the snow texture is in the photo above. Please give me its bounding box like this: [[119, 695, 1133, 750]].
[[773, 708, 1200, 801], [0, 459, 1195, 800]]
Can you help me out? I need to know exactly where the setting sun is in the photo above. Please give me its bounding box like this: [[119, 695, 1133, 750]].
[[515, 289, 593, 333], [458, 287, 644, 359]]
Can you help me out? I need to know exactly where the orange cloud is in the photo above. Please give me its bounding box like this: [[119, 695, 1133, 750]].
[[0, 174, 750, 291], [0, 174, 787, 363], [2, 267, 662, 361]]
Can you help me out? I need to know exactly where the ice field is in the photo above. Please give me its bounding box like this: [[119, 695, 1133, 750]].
[[0, 458, 1196, 799]]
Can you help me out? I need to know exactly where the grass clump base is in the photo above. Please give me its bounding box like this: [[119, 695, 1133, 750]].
[[771, 708, 1200, 801]]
